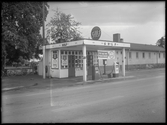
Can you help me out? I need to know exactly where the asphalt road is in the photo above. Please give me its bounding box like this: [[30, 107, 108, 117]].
[[2, 69, 165, 123]]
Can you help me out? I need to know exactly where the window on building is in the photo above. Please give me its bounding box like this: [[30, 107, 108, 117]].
[[129, 52, 131, 58], [149, 52, 151, 58], [136, 52, 138, 58], [163, 52, 165, 58], [159, 53, 161, 58], [143, 52, 145, 58], [121, 51, 122, 54]]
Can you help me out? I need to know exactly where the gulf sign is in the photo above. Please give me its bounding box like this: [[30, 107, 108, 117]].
[[91, 26, 101, 40], [98, 50, 115, 59]]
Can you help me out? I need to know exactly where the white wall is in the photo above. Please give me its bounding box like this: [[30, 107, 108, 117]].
[[59, 69, 68, 78], [38, 48, 165, 78], [105, 50, 165, 66], [50, 69, 59, 78], [38, 61, 43, 76], [158, 52, 165, 63], [125, 51, 165, 65], [75, 68, 83, 76]]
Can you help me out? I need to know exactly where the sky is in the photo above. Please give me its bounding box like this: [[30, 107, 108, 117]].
[[44, 1, 165, 45]]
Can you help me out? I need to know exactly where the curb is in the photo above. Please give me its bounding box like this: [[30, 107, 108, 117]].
[[2, 76, 135, 91], [76, 75, 135, 84]]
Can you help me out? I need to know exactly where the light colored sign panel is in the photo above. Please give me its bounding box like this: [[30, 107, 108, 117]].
[[98, 50, 115, 59], [62, 55, 68, 66], [46, 40, 84, 49], [52, 51, 59, 69], [84, 40, 130, 48]]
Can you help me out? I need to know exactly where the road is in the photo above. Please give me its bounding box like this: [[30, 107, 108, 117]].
[[2, 69, 165, 123]]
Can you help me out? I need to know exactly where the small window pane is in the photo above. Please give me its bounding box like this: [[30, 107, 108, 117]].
[[136, 52, 138, 58], [149, 52, 151, 58], [129, 52, 131, 58], [143, 52, 145, 58]]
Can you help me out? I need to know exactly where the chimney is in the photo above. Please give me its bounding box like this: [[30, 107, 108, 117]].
[[113, 33, 120, 42], [120, 38, 123, 42]]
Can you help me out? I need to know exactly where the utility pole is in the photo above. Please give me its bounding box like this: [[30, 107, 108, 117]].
[[42, 2, 46, 79]]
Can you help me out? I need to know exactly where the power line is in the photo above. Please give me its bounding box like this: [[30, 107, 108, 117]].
[[102, 30, 113, 40]]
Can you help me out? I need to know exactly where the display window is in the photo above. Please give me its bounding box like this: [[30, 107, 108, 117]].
[[60, 50, 98, 69]]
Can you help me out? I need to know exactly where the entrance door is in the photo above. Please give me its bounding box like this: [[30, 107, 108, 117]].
[[68, 55, 75, 77], [87, 55, 93, 75]]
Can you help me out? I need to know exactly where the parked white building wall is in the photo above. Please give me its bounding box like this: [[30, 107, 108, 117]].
[[38, 45, 165, 77]]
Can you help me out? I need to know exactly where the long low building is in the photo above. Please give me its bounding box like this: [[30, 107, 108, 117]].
[[38, 33, 165, 80], [98, 39, 165, 71]]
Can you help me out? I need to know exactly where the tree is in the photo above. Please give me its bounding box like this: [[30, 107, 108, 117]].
[[1, 2, 49, 67], [46, 9, 83, 43], [156, 36, 165, 48]]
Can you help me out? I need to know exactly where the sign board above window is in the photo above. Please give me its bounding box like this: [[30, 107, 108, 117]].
[[97, 50, 115, 59]]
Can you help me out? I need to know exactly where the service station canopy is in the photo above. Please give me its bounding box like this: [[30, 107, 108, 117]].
[[40, 40, 130, 51]]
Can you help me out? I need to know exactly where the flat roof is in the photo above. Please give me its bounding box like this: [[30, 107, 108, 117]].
[[87, 39, 165, 52], [39, 40, 130, 51], [39, 39, 165, 52], [127, 42, 165, 52]]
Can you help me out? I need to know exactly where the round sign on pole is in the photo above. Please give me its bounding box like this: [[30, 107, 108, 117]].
[[91, 26, 101, 40]]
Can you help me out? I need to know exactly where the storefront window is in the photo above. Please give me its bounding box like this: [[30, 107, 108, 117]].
[[60, 50, 98, 69]]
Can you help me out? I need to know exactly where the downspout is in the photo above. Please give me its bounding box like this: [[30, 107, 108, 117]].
[[127, 49, 130, 70]]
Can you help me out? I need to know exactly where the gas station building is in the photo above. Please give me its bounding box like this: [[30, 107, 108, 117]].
[[38, 30, 165, 82], [38, 33, 131, 81]]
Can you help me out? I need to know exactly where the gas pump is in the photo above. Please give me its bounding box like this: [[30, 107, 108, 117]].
[[113, 61, 119, 77]]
